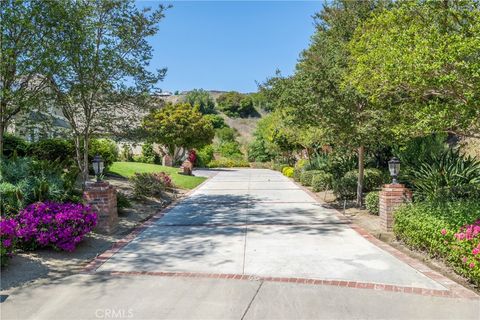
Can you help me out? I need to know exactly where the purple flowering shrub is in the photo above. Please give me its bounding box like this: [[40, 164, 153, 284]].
[[0, 217, 18, 266], [16, 202, 97, 252]]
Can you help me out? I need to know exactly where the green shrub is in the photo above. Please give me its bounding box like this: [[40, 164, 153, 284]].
[[300, 170, 324, 187], [216, 126, 237, 142], [217, 141, 243, 158], [3, 134, 29, 157], [129, 172, 173, 198], [28, 138, 75, 164], [184, 89, 216, 114], [196, 145, 214, 167], [273, 163, 289, 172], [410, 149, 480, 202], [365, 192, 379, 215], [132, 155, 142, 163], [333, 168, 383, 200], [0, 157, 79, 215], [303, 154, 329, 172], [217, 91, 257, 118], [89, 138, 118, 170], [394, 201, 480, 286], [295, 159, 308, 170], [325, 153, 357, 179], [293, 168, 303, 182], [394, 133, 448, 175], [117, 192, 132, 213], [364, 168, 384, 191], [204, 114, 226, 129], [138, 142, 160, 164], [247, 138, 275, 162], [282, 166, 294, 177], [120, 144, 134, 161], [311, 171, 333, 192], [207, 158, 250, 168]]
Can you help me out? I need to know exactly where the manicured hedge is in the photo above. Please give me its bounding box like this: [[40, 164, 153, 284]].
[[300, 170, 323, 187], [207, 158, 250, 168], [394, 201, 480, 286], [333, 168, 383, 199], [365, 191, 379, 215], [311, 171, 333, 192], [28, 138, 75, 163]]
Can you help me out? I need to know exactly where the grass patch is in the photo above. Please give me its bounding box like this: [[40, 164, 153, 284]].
[[109, 162, 206, 190]]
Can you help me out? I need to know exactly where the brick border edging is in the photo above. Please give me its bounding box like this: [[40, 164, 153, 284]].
[[293, 179, 478, 300], [92, 270, 470, 299], [83, 173, 216, 273], [84, 170, 478, 300]]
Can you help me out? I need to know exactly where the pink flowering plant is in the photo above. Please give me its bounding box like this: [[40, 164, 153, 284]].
[[444, 220, 480, 284], [394, 201, 480, 286], [16, 202, 97, 252], [0, 217, 18, 266]]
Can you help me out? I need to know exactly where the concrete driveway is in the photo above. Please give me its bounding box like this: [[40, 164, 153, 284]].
[[1, 169, 479, 319], [95, 169, 442, 289]]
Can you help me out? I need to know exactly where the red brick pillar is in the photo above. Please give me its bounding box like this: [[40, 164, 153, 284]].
[[83, 181, 118, 234], [379, 184, 412, 232]]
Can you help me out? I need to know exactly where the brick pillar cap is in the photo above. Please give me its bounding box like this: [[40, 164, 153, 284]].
[[85, 181, 113, 190], [382, 183, 406, 188]]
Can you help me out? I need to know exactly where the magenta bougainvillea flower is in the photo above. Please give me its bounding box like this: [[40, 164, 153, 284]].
[[16, 202, 97, 252], [1, 217, 18, 265]]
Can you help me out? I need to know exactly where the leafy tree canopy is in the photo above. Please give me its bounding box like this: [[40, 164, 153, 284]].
[[142, 103, 214, 160], [347, 0, 480, 138], [183, 89, 216, 114], [217, 91, 257, 118]]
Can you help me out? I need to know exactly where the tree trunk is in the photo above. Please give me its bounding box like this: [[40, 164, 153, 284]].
[[356, 145, 365, 207], [0, 122, 4, 158], [82, 133, 89, 187]]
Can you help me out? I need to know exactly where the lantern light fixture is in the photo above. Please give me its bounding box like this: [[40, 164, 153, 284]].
[[92, 155, 104, 182], [388, 157, 401, 184]]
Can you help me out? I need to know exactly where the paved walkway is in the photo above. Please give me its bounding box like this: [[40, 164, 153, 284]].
[[2, 169, 479, 319]]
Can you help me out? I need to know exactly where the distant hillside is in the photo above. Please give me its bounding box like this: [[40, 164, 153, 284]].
[[159, 90, 263, 145], [160, 90, 228, 104]]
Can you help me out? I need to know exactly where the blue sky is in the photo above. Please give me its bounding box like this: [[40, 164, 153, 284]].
[[138, 1, 321, 93]]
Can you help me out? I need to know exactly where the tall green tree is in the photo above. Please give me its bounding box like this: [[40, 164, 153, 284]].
[[48, 0, 168, 185], [142, 103, 215, 164], [217, 91, 257, 118], [0, 0, 57, 156], [347, 0, 480, 138], [264, 0, 391, 206], [184, 89, 216, 114]]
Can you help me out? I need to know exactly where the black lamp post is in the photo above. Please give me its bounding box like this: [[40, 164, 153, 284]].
[[388, 157, 400, 184], [92, 155, 104, 182]]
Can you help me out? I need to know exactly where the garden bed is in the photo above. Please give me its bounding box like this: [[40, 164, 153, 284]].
[[0, 177, 179, 293]]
